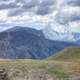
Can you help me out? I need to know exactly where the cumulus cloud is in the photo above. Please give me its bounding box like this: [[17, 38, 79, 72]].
[[69, 21, 80, 33], [0, 2, 19, 10], [0, 0, 80, 41], [7, 0, 56, 16], [36, 6, 53, 15], [8, 8, 25, 16], [39, 0, 55, 6], [22, 0, 38, 9], [55, 7, 80, 24], [35, 0, 56, 15], [65, 0, 80, 6], [42, 0, 80, 41]]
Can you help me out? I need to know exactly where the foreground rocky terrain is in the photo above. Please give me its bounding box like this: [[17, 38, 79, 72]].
[[0, 59, 80, 80], [0, 46, 80, 80]]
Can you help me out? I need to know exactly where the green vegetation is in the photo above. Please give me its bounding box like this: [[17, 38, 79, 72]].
[[47, 67, 69, 79], [0, 59, 80, 80], [0, 46, 80, 80], [48, 46, 80, 61]]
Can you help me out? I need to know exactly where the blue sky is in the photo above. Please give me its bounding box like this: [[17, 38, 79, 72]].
[[0, 0, 80, 34]]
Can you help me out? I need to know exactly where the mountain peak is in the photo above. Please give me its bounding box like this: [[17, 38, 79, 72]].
[[0, 26, 76, 59]]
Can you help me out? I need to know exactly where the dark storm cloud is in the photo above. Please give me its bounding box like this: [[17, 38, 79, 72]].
[[8, 0, 38, 17], [0, 0, 10, 2], [35, 0, 55, 15], [39, 0, 55, 7], [8, 8, 25, 16], [55, 11, 80, 25], [0, 0, 56, 16], [0, 2, 19, 10], [36, 6, 53, 15], [65, 0, 80, 6], [22, 0, 38, 9], [7, 0, 56, 16], [71, 15, 80, 21], [15, 0, 25, 3]]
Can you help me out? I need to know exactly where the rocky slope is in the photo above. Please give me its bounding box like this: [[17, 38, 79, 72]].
[[0, 59, 80, 80], [0, 27, 77, 59]]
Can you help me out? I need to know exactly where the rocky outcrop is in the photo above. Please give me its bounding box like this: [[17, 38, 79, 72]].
[[0, 68, 80, 80], [0, 68, 9, 80], [9, 69, 55, 80]]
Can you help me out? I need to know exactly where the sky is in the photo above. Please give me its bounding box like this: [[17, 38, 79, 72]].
[[0, 0, 80, 34]]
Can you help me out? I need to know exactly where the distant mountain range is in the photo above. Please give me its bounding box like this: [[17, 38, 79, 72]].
[[43, 26, 80, 42], [0, 26, 79, 59]]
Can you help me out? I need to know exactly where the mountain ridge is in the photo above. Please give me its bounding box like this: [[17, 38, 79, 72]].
[[0, 26, 78, 59]]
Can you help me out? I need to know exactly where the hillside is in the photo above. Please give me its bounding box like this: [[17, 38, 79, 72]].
[[48, 46, 80, 61], [0, 46, 80, 80], [0, 26, 76, 59]]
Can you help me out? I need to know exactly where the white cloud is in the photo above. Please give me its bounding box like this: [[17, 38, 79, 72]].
[[0, 10, 8, 21], [55, 6, 80, 24], [0, 0, 80, 42], [69, 21, 80, 33]]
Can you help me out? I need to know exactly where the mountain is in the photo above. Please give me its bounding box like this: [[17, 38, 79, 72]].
[[0, 26, 77, 59], [48, 46, 80, 61]]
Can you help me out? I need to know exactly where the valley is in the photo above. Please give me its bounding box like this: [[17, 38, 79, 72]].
[[0, 0, 80, 80], [0, 27, 80, 80]]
